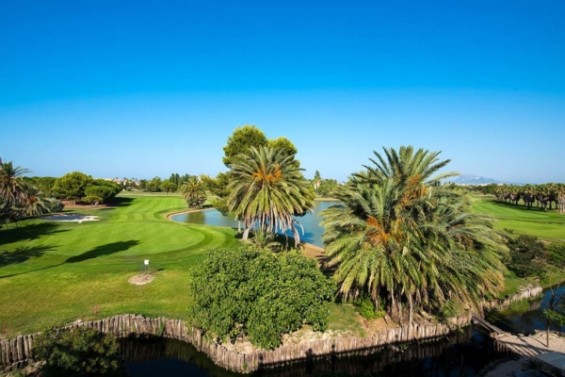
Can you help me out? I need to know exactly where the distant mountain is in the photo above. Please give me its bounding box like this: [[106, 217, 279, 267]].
[[447, 174, 501, 185]]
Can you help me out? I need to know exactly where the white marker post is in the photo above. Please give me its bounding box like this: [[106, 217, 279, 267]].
[[144, 259, 149, 273]]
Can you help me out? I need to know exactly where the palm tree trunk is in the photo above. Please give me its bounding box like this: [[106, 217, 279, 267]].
[[242, 227, 250, 240]]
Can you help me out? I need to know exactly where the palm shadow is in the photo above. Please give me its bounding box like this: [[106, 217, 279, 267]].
[[66, 240, 140, 263], [0, 223, 67, 246], [0, 244, 54, 268]]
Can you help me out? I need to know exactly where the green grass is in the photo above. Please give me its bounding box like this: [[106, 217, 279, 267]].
[[472, 197, 565, 242], [0, 194, 239, 337]]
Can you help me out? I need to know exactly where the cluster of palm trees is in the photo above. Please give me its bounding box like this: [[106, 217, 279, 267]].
[[0, 158, 60, 224], [321, 147, 506, 323], [493, 184, 565, 211], [225, 145, 506, 324]]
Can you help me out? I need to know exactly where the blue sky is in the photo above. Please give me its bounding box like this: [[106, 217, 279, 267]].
[[1, 0, 564, 183]]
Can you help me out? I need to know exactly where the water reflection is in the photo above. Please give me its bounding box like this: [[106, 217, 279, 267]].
[[170, 201, 340, 247], [121, 329, 508, 377]]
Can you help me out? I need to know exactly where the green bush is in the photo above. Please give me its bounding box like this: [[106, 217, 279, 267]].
[[506, 235, 547, 278], [354, 297, 385, 319], [547, 242, 565, 268], [34, 327, 123, 376], [188, 248, 335, 349]]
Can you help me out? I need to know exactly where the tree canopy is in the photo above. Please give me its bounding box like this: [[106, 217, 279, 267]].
[[227, 146, 315, 246], [322, 146, 506, 323], [188, 248, 334, 349]]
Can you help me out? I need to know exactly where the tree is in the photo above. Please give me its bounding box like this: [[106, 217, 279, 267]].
[[180, 177, 206, 208], [223, 125, 268, 167], [0, 159, 53, 223], [227, 146, 315, 246], [145, 177, 162, 192], [267, 137, 298, 157], [160, 180, 177, 194], [188, 248, 334, 349], [322, 146, 506, 324], [53, 171, 94, 201]]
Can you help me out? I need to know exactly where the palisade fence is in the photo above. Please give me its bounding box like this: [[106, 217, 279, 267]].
[[0, 284, 543, 373]]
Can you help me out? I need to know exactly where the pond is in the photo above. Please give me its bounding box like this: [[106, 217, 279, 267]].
[[487, 285, 565, 335], [170, 201, 339, 247], [121, 329, 509, 377]]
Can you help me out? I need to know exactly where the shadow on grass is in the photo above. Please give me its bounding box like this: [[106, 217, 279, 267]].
[[107, 197, 134, 207], [0, 222, 67, 246], [66, 240, 140, 263], [0, 244, 54, 268]]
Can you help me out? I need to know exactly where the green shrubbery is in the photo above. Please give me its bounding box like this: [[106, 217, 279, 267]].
[[188, 248, 335, 349], [354, 297, 385, 320], [34, 327, 123, 376]]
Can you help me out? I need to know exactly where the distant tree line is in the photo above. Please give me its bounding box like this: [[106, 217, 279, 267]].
[[472, 183, 565, 212]]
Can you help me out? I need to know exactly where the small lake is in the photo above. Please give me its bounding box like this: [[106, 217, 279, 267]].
[[488, 285, 565, 335], [170, 201, 339, 247]]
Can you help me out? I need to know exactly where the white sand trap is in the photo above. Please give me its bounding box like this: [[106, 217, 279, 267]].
[[44, 214, 100, 222]]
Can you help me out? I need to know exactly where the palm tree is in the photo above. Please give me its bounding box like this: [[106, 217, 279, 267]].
[[0, 159, 53, 222], [322, 146, 505, 324], [227, 146, 315, 246], [180, 177, 206, 209]]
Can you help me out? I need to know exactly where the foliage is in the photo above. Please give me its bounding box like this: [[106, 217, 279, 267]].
[[322, 146, 506, 323], [188, 248, 334, 349], [1, 159, 55, 223], [354, 296, 385, 320], [34, 326, 123, 376], [547, 242, 565, 268], [505, 234, 547, 278], [52, 171, 94, 200], [223, 125, 268, 167], [227, 146, 315, 246], [180, 177, 206, 208], [145, 177, 163, 192], [267, 137, 298, 157], [160, 180, 177, 193]]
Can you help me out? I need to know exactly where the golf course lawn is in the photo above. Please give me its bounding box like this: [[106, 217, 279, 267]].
[[472, 196, 565, 242], [1, 193, 564, 338], [0, 194, 239, 336]]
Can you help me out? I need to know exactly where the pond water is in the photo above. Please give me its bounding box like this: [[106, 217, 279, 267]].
[[170, 201, 339, 247], [121, 329, 508, 377], [487, 285, 565, 335]]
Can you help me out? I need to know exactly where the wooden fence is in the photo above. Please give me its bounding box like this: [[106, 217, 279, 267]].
[[0, 284, 544, 374]]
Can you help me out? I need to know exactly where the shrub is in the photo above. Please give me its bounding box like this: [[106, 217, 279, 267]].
[[34, 327, 123, 376], [547, 242, 565, 268], [354, 296, 385, 320], [506, 235, 547, 278], [188, 248, 335, 349]]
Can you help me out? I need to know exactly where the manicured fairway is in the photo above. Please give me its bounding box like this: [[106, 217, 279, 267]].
[[472, 197, 565, 242], [0, 194, 239, 336]]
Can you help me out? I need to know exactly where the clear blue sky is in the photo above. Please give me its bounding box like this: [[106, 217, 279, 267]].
[[1, 0, 564, 183]]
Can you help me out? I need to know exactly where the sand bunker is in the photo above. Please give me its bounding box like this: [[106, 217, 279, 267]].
[[44, 214, 99, 222], [128, 274, 155, 286]]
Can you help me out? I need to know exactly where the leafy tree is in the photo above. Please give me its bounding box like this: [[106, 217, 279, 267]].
[[145, 177, 162, 192], [267, 137, 298, 157], [228, 146, 315, 246], [34, 327, 123, 376], [188, 248, 334, 349], [29, 176, 57, 197], [53, 171, 94, 200], [223, 125, 268, 167], [160, 180, 177, 193], [322, 146, 506, 324]]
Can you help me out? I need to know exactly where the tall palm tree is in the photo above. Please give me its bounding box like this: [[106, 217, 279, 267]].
[[228, 146, 315, 246], [322, 146, 505, 324]]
